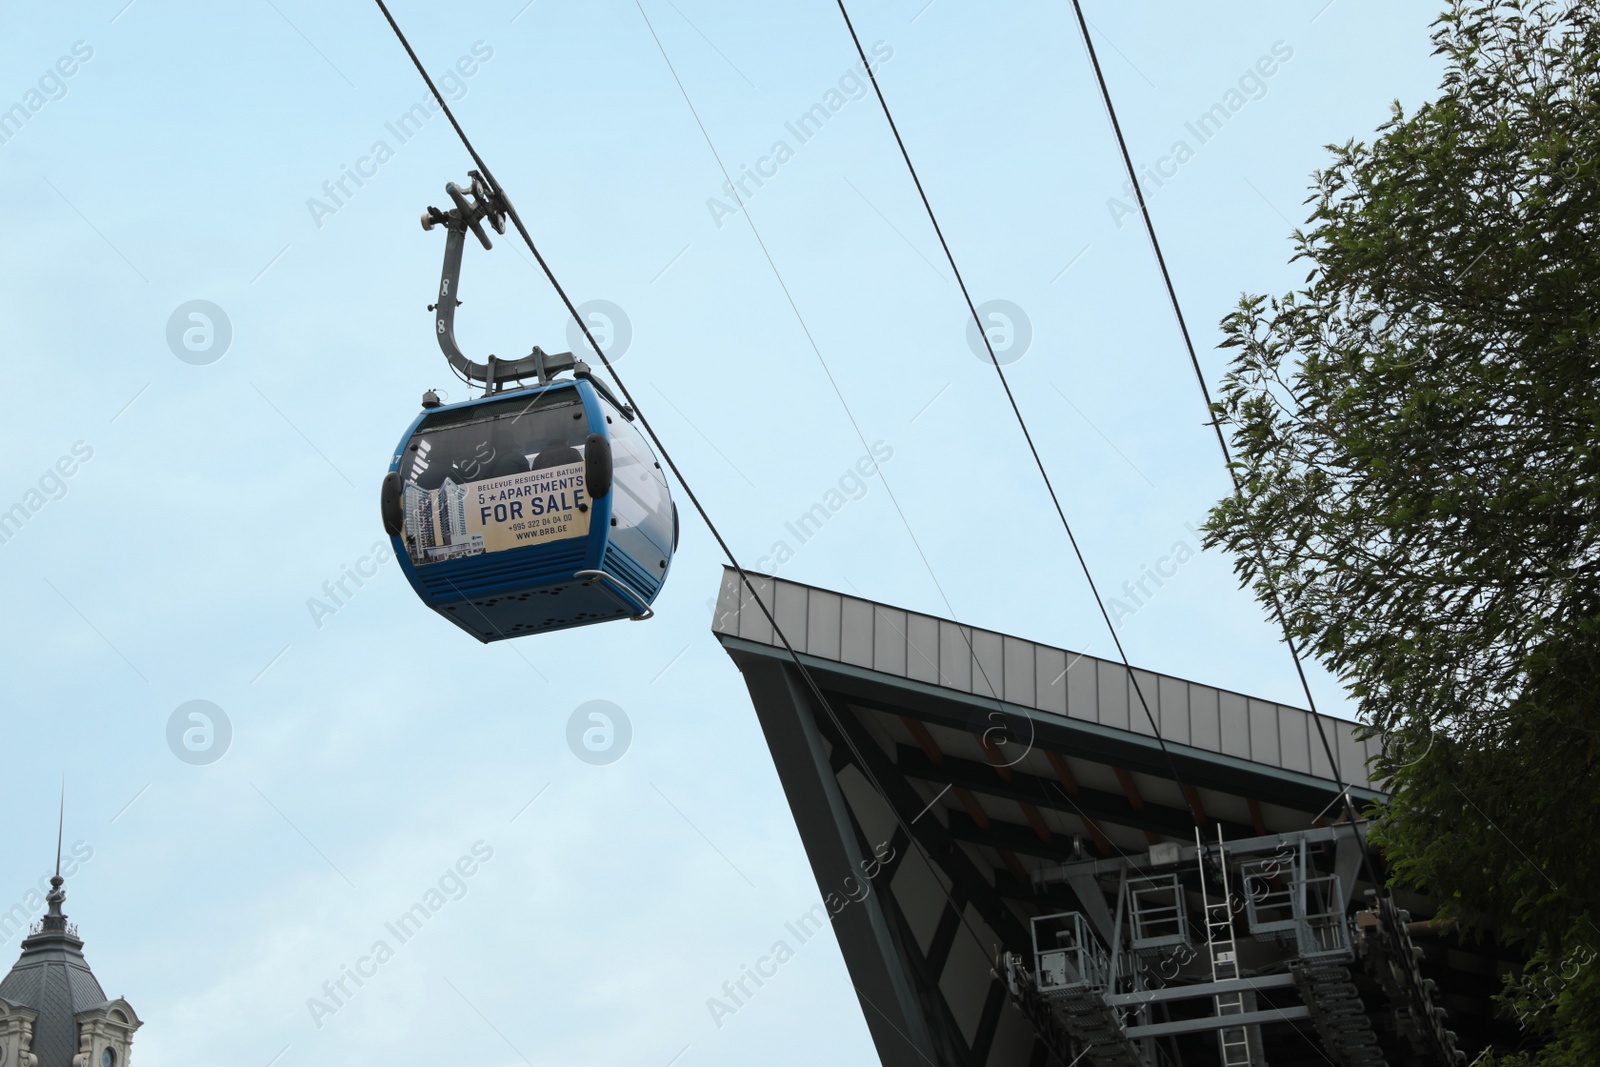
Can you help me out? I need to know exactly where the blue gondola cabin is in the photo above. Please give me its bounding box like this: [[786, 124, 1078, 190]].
[[381, 376, 675, 641]]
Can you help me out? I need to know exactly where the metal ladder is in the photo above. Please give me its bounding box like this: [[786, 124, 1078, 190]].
[[1198, 829, 1255, 1067]]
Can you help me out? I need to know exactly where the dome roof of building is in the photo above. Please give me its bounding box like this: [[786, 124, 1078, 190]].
[[0, 876, 109, 1067]]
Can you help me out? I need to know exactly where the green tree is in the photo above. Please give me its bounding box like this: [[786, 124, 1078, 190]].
[[1202, 2, 1600, 1060]]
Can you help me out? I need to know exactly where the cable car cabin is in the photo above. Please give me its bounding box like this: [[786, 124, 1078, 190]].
[[381, 377, 675, 641]]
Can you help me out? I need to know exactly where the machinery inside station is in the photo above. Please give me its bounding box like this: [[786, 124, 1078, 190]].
[[1003, 827, 1464, 1066]]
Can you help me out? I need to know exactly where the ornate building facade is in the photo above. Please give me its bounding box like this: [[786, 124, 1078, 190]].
[[0, 874, 139, 1067]]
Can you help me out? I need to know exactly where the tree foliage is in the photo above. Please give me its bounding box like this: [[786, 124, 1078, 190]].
[[1203, 2, 1600, 1059]]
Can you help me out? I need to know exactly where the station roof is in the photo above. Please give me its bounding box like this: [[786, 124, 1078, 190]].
[[712, 567, 1383, 849]]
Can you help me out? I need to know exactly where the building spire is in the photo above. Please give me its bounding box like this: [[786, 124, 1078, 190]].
[[43, 782, 67, 931], [55, 778, 64, 879]]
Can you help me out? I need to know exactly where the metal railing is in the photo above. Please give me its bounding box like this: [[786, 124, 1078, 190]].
[[1032, 911, 1112, 994], [1128, 873, 1192, 957], [1240, 859, 1349, 958]]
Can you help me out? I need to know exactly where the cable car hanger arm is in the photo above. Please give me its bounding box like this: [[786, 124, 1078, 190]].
[[421, 171, 589, 394]]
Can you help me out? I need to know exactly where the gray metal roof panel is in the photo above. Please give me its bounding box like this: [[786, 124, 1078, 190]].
[[712, 568, 1378, 792]]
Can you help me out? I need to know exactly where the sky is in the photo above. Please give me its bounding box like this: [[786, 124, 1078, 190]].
[[0, 2, 1445, 1064]]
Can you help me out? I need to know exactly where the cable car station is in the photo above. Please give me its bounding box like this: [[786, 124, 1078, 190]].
[[713, 570, 1518, 1067]]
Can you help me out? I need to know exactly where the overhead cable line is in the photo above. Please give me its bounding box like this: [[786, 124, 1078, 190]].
[[1063, 0, 1389, 900], [626, 0, 1127, 981], [833, 0, 1198, 806], [834, 0, 1391, 1043], [631, 0, 1171, 924], [371, 3, 1023, 1006], [629, 0, 1036, 754]]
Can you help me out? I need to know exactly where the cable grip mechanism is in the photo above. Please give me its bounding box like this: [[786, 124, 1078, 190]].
[[420, 172, 582, 393]]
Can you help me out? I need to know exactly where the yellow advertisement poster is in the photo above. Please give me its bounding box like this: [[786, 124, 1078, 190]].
[[468, 461, 591, 552], [402, 461, 589, 565]]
